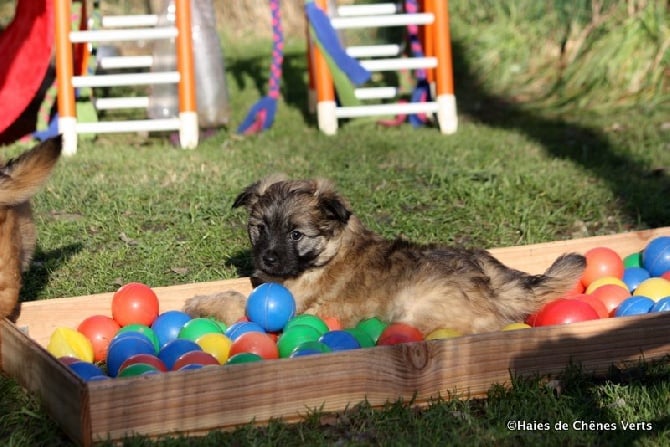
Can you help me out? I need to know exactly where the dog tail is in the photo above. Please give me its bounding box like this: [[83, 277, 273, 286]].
[[481, 251, 586, 320], [0, 136, 62, 206]]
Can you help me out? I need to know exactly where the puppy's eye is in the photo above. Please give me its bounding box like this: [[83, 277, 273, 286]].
[[289, 230, 303, 241]]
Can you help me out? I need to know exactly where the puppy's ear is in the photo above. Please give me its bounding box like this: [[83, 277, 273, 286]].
[[232, 174, 288, 209], [314, 179, 351, 223]]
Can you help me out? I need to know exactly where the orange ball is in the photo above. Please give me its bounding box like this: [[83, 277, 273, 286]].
[[377, 322, 424, 346], [585, 276, 628, 295], [589, 284, 631, 317], [581, 247, 624, 287], [77, 315, 121, 362], [112, 282, 160, 327], [576, 294, 609, 319], [229, 331, 278, 360]]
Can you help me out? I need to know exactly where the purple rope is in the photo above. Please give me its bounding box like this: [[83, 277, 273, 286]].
[[267, 0, 283, 99]]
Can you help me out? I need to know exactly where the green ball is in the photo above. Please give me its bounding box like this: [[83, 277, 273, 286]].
[[178, 317, 224, 342], [117, 363, 159, 377], [283, 314, 329, 335], [277, 325, 322, 358], [343, 327, 375, 348], [623, 252, 642, 268], [226, 352, 263, 365], [356, 317, 388, 343], [290, 341, 332, 357]]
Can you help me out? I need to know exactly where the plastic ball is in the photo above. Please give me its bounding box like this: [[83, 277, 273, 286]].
[[47, 327, 94, 363], [284, 314, 329, 336], [118, 363, 161, 378], [196, 332, 233, 364], [277, 325, 322, 358], [319, 330, 361, 351], [112, 282, 160, 327], [343, 327, 376, 348], [576, 294, 609, 319], [225, 321, 266, 341], [642, 236, 670, 277], [355, 317, 389, 344], [158, 339, 202, 370], [581, 247, 624, 287], [290, 341, 333, 357], [533, 299, 600, 327], [229, 331, 278, 360], [322, 316, 342, 331], [633, 277, 670, 301], [377, 323, 424, 346], [589, 284, 631, 317], [623, 252, 642, 268], [663, 271, 670, 281], [118, 353, 168, 373], [172, 350, 220, 370], [501, 323, 532, 331], [106, 333, 156, 377], [178, 317, 224, 342], [614, 296, 654, 317], [68, 361, 107, 382], [76, 315, 121, 362], [245, 283, 296, 332], [425, 328, 463, 339], [151, 310, 192, 348], [622, 267, 651, 292], [585, 276, 628, 295], [117, 324, 160, 353], [651, 297, 670, 313], [226, 352, 263, 365]]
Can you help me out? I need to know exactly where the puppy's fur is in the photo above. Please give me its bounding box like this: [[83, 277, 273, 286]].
[[0, 136, 61, 321], [185, 175, 586, 335]]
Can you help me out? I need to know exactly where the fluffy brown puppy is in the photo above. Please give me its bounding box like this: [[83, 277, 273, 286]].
[[184, 175, 586, 335], [0, 136, 62, 321]]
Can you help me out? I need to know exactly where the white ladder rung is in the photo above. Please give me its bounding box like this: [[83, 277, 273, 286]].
[[335, 102, 438, 118], [70, 27, 177, 43], [337, 3, 398, 16], [346, 44, 401, 58], [98, 55, 154, 70], [101, 14, 159, 28], [354, 87, 398, 100], [331, 13, 434, 29], [76, 118, 181, 134], [360, 57, 437, 72], [72, 71, 179, 88], [93, 96, 150, 110]]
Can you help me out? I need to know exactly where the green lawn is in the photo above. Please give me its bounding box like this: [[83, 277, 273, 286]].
[[1, 3, 670, 444]]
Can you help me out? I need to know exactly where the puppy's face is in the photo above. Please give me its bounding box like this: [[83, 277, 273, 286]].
[[233, 176, 351, 278]]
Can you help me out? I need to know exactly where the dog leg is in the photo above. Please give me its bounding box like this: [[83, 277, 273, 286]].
[[182, 290, 247, 324]]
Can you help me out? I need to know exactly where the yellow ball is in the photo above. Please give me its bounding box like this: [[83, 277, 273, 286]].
[[502, 322, 532, 331], [585, 276, 628, 295], [633, 277, 670, 302], [425, 328, 463, 340], [47, 327, 94, 363], [196, 332, 233, 364]]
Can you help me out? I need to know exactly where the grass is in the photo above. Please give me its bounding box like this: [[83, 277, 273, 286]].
[[1, 2, 670, 445]]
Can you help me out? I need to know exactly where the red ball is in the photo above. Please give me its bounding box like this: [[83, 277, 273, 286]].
[[581, 247, 624, 287], [588, 283, 631, 317], [575, 294, 609, 319], [533, 298, 600, 327], [112, 282, 160, 327], [77, 315, 121, 362], [229, 331, 279, 360], [377, 322, 424, 346]]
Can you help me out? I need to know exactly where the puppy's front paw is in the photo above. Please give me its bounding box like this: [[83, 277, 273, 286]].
[[182, 290, 247, 324]]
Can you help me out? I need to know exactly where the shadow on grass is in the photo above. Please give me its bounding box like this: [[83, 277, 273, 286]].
[[19, 243, 82, 304], [224, 248, 254, 278]]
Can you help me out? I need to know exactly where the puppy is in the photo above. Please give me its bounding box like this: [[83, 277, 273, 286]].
[[185, 175, 586, 335], [0, 136, 62, 321]]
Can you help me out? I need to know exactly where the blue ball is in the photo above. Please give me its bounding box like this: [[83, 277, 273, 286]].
[[245, 283, 296, 332], [151, 310, 193, 348], [642, 236, 670, 277], [614, 296, 655, 317], [106, 334, 156, 377], [68, 361, 107, 381], [319, 330, 361, 351], [651, 296, 670, 313], [225, 321, 266, 341], [622, 267, 650, 292], [157, 339, 202, 370]]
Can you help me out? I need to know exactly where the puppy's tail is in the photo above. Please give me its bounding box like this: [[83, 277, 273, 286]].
[[481, 251, 586, 320], [0, 136, 62, 206]]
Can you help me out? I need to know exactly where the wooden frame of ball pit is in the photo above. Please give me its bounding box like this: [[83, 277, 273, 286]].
[[1, 227, 669, 446]]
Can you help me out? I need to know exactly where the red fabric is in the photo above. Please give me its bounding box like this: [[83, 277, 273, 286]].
[[0, 0, 54, 134]]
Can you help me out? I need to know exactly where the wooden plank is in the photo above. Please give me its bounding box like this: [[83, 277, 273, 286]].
[[0, 321, 89, 446]]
